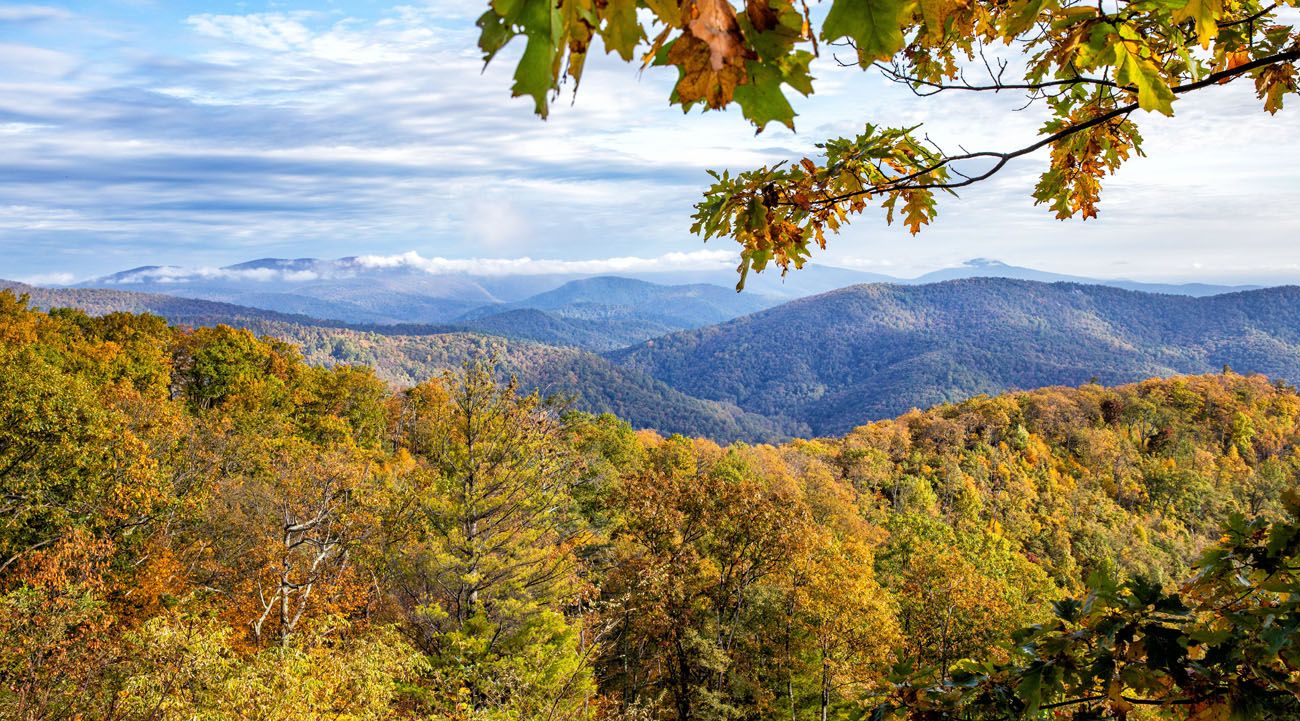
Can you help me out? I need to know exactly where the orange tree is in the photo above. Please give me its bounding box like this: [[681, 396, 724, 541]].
[[476, 0, 1299, 286]]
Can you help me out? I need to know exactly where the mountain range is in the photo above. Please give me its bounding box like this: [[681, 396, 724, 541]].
[[7, 260, 1299, 441], [613, 279, 1300, 436], [68, 256, 1258, 333]]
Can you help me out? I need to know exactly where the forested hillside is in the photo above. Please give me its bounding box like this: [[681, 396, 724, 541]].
[[260, 320, 792, 441], [0, 281, 790, 440], [614, 279, 1300, 436], [5, 292, 1300, 719], [15, 279, 1300, 443]]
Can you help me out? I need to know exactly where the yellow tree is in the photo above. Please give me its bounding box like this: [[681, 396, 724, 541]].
[[788, 453, 899, 721]]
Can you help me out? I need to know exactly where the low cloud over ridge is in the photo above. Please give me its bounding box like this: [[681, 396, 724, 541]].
[[86, 249, 737, 286], [352, 250, 736, 277]]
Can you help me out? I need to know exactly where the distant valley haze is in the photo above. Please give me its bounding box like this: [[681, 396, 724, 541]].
[[36, 253, 1272, 307]]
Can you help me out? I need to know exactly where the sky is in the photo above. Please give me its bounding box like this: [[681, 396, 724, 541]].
[[1, 0, 1298, 285]]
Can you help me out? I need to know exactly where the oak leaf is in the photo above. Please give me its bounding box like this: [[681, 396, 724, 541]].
[[667, 30, 750, 109], [688, 0, 749, 70]]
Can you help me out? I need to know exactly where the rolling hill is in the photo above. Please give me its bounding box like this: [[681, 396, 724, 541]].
[[610, 279, 1300, 436]]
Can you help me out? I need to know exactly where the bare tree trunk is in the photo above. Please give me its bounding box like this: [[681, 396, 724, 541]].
[[786, 597, 797, 721], [674, 631, 693, 721], [820, 652, 830, 721]]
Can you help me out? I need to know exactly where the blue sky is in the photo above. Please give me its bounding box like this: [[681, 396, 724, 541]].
[[2, 1, 1298, 284]]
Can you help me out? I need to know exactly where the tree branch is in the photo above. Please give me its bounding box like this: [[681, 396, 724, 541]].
[[802, 48, 1300, 206]]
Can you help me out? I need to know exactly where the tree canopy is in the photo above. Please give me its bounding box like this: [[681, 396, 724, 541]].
[[476, 0, 1300, 285], [7, 292, 1300, 719]]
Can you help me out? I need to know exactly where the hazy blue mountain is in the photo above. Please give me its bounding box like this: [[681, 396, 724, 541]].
[[610, 279, 1300, 437], [457, 276, 782, 349], [630, 263, 900, 297], [1, 279, 346, 327], [908, 258, 1258, 296], [72, 255, 1258, 333], [75, 261, 788, 347], [76, 258, 784, 329], [82, 258, 498, 323], [463, 276, 776, 317]]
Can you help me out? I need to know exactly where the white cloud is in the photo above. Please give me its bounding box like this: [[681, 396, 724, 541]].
[[352, 249, 736, 276], [186, 11, 438, 64], [105, 266, 325, 284], [0, 43, 78, 78], [186, 13, 318, 53], [0, 5, 71, 23], [16, 271, 76, 286]]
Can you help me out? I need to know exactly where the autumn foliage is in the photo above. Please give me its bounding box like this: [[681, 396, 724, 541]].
[[4, 290, 1300, 720]]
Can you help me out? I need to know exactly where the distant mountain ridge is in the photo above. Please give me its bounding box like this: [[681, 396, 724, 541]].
[[75, 260, 789, 346], [70, 255, 1258, 329], [454, 276, 778, 350], [906, 258, 1260, 296]]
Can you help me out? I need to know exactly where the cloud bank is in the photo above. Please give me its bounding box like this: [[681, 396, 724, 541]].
[[0, 2, 1297, 284], [352, 250, 736, 277], [93, 249, 738, 285]]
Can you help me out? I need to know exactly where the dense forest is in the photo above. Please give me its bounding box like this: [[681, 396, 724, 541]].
[[5, 290, 1300, 719]]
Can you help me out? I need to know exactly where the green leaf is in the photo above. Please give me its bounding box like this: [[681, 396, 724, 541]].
[[602, 0, 642, 61], [822, 0, 909, 61], [492, 0, 529, 23], [733, 61, 798, 131], [477, 10, 515, 64], [1017, 662, 1046, 714], [1113, 39, 1176, 116], [778, 50, 815, 96], [513, 33, 558, 118]]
